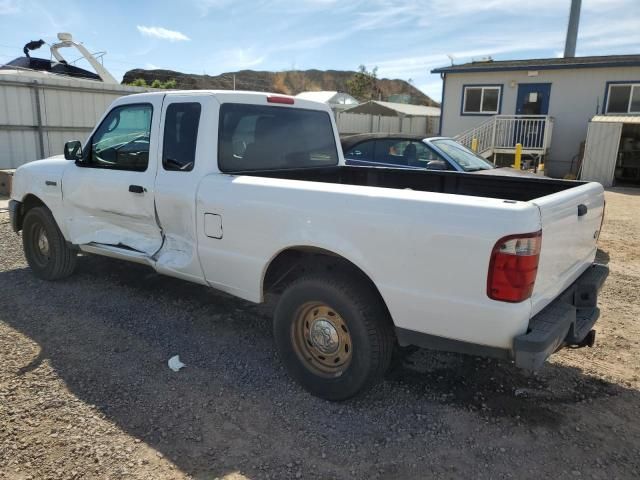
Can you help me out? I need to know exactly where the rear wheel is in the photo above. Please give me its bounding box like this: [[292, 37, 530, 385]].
[[22, 206, 77, 280], [274, 273, 395, 400]]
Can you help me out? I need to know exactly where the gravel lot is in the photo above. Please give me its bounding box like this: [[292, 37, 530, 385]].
[[1, 188, 639, 480]]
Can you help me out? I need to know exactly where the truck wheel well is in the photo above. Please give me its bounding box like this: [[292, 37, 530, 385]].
[[263, 247, 393, 322], [15, 194, 46, 231]]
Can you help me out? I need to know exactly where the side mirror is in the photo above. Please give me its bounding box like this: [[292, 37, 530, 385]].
[[64, 140, 82, 161]]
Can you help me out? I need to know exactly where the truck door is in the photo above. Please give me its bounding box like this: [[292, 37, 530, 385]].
[[62, 96, 165, 255], [153, 93, 216, 282]]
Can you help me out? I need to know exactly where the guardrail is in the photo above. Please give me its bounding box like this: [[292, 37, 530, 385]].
[[456, 115, 554, 158]]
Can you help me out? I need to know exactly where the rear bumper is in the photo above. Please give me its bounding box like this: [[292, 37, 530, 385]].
[[8, 199, 21, 232], [514, 263, 609, 371]]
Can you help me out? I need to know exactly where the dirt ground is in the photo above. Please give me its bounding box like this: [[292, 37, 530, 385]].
[[0, 188, 639, 480]]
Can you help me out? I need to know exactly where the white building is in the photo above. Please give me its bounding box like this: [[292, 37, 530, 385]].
[[432, 54, 640, 177]]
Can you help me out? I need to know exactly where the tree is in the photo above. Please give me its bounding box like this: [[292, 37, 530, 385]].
[[346, 65, 379, 101], [126, 78, 177, 89], [162, 79, 177, 89], [128, 78, 148, 87]]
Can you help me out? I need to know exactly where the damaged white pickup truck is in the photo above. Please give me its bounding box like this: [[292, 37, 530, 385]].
[[9, 91, 608, 400]]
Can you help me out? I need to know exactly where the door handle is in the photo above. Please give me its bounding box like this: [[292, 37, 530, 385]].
[[577, 204, 588, 217], [129, 185, 145, 194]]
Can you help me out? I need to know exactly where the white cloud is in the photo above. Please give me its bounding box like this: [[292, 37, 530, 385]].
[[0, 0, 19, 15], [137, 25, 190, 42]]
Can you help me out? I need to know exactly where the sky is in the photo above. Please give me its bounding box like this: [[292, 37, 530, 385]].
[[0, 0, 638, 101]]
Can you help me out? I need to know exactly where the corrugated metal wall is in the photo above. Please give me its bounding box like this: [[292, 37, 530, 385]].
[[0, 74, 148, 169], [580, 121, 622, 187], [335, 112, 438, 136]]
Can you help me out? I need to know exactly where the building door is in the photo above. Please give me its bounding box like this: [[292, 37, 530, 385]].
[[515, 83, 552, 149], [516, 83, 551, 115]]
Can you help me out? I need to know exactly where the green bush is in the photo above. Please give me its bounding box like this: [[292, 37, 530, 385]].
[[126, 78, 177, 89]]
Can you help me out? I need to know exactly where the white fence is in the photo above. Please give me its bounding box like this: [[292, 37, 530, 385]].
[[0, 74, 148, 169], [335, 112, 439, 136]]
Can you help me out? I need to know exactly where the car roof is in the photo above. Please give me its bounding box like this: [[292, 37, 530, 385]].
[[339, 133, 436, 150]]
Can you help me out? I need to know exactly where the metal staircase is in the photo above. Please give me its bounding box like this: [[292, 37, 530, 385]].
[[455, 115, 554, 163]]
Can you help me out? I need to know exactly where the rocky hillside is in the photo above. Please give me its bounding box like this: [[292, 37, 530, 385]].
[[122, 68, 438, 106]]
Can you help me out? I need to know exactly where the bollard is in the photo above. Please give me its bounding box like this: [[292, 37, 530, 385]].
[[514, 143, 522, 170], [471, 137, 478, 152]]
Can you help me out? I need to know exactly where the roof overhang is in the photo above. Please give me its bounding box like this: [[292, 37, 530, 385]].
[[432, 58, 640, 74]]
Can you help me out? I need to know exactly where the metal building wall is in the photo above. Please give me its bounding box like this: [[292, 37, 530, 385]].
[[0, 74, 149, 169], [580, 120, 622, 187]]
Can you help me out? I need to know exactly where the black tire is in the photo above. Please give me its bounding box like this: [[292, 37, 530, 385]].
[[22, 206, 77, 280], [273, 272, 395, 401]]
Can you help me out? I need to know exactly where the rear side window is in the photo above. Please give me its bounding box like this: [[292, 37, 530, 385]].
[[218, 104, 338, 172], [344, 140, 374, 161], [374, 139, 409, 167], [163, 102, 201, 171]]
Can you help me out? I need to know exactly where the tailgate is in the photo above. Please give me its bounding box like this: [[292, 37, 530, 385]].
[[530, 182, 605, 316]]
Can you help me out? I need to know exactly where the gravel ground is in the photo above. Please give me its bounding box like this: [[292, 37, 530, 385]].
[[1, 188, 639, 480]]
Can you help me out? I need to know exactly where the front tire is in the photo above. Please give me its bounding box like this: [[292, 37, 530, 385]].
[[22, 206, 77, 280], [273, 273, 395, 401]]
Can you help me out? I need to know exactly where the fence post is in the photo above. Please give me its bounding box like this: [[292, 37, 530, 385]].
[[514, 143, 522, 170], [471, 137, 478, 152], [490, 118, 498, 164], [32, 81, 46, 158]]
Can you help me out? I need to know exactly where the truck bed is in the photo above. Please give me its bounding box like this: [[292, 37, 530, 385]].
[[249, 166, 582, 202]]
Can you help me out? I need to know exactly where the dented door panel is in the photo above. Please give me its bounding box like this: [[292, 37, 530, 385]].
[[62, 95, 165, 255], [153, 94, 218, 283]]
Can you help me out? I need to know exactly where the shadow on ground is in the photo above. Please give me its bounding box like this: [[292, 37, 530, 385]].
[[1, 254, 639, 479]]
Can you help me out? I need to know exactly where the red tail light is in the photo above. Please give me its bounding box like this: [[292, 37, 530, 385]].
[[267, 95, 294, 104], [487, 231, 542, 303]]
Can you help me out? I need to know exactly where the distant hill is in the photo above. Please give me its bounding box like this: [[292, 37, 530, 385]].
[[122, 68, 439, 107]]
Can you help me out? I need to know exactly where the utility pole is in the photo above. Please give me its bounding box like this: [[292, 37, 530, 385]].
[[563, 0, 581, 58]]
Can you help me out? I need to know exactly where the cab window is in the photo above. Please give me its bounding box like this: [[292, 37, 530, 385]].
[[87, 104, 152, 171], [344, 140, 374, 161], [218, 104, 338, 171], [374, 139, 408, 166], [163, 102, 201, 171], [373, 139, 451, 170]]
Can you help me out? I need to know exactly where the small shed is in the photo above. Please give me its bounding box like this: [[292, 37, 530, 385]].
[[580, 115, 640, 187], [340, 100, 441, 135], [342, 100, 440, 119]]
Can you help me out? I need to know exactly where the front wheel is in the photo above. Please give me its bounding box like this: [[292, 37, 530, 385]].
[[273, 273, 395, 401], [22, 206, 77, 280]]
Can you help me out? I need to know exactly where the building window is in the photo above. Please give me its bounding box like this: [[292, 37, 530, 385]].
[[462, 86, 501, 114], [606, 83, 640, 114]]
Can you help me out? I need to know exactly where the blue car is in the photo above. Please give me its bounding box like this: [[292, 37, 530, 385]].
[[341, 133, 496, 173]]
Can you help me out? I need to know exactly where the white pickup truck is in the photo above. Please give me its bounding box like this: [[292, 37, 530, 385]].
[[9, 91, 608, 400]]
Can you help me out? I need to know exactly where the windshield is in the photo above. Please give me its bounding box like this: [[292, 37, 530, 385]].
[[431, 139, 494, 172]]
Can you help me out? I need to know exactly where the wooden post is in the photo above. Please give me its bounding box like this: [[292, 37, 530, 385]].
[[514, 143, 523, 170], [471, 137, 478, 152]]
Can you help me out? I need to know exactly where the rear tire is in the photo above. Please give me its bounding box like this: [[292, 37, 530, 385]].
[[273, 272, 395, 401], [22, 206, 77, 280]]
